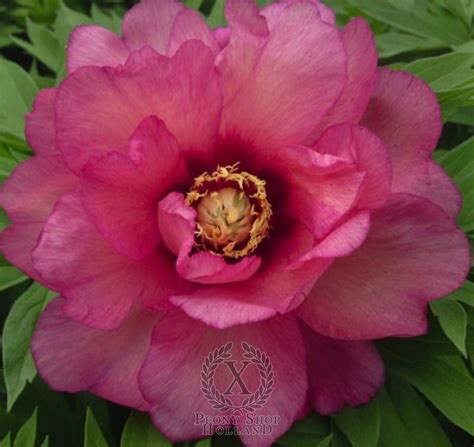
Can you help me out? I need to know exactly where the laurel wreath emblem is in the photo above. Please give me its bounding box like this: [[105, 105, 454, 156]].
[[200, 341, 274, 412]]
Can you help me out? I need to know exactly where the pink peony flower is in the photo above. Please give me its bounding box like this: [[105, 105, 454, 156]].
[[0, 0, 471, 444]]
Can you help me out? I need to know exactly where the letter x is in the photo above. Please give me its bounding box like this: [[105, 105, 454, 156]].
[[223, 361, 252, 395]]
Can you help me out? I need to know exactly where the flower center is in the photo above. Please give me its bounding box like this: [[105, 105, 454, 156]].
[[186, 163, 272, 259]]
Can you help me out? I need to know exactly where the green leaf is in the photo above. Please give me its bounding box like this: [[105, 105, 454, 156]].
[[431, 299, 468, 356], [452, 281, 474, 307], [376, 32, 441, 59], [0, 132, 32, 155], [0, 210, 10, 232], [345, 0, 470, 45], [40, 436, 49, 447], [381, 342, 474, 435], [207, 0, 226, 27], [2, 283, 54, 411], [11, 19, 63, 72], [84, 408, 108, 447], [277, 413, 329, 446], [91, 4, 121, 34], [195, 439, 211, 447], [185, 0, 204, 10], [401, 52, 474, 91], [450, 106, 474, 126], [0, 434, 11, 447], [385, 378, 452, 447], [437, 137, 474, 231], [316, 434, 333, 447], [0, 266, 27, 292], [377, 389, 419, 447], [399, 52, 474, 121], [54, 1, 93, 46], [121, 411, 172, 447], [13, 409, 37, 447], [333, 397, 380, 447], [0, 60, 38, 139]]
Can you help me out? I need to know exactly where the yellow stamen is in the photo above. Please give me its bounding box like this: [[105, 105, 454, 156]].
[[186, 163, 272, 259]]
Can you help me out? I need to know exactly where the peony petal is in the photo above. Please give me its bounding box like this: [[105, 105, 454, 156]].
[[298, 193, 471, 340], [213, 27, 231, 49], [361, 69, 459, 216], [158, 191, 195, 256], [262, 0, 335, 27], [81, 116, 187, 260], [32, 190, 188, 329], [25, 89, 57, 155], [0, 155, 77, 222], [362, 69, 441, 159], [310, 18, 377, 141], [139, 310, 307, 446], [218, 0, 269, 104], [0, 223, 48, 282], [0, 155, 77, 280], [291, 212, 371, 269], [56, 41, 222, 174], [158, 192, 262, 284], [302, 324, 384, 414], [393, 158, 461, 219], [167, 9, 219, 56], [314, 124, 392, 210], [67, 25, 129, 73], [170, 221, 332, 328], [315, 1, 336, 24], [32, 297, 159, 410], [220, 0, 346, 148], [265, 144, 365, 239], [122, 0, 183, 54], [177, 251, 262, 284]]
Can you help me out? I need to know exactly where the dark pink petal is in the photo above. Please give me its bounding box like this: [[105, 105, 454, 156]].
[[315, 1, 336, 24], [170, 222, 332, 328], [32, 190, 187, 329], [291, 212, 370, 269], [213, 27, 231, 49], [67, 25, 129, 73], [139, 310, 307, 446], [361, 69, 459, 216], [397, 160, 462, 218], [220, 0, 346, 148], [310, 18, 377, 141], [1, 156, 77, 222], [298, 194, 471, 340], [56, 41, 222, 173], [122, 0, 183, 54], [262, 0, 335, 27], [25, 89, 57, 155], [158, 192, 262, 284], [362, 69, 441, 158], [303, 325, 384, 414], [81, 116, 187, 260], [167, 9, 219, 56], [177, 251, 262, 284], [0, 155, 77, 280], [158, 192, 195, 257], [314, 124, 392, 210], [218, 0, 269, 104], [32, 297, 159, 410], [267, 144, 365, 239], [0, 223, 48, 282]]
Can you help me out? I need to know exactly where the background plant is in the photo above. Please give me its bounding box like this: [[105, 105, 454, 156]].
[[0, 0, 473, 445]]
